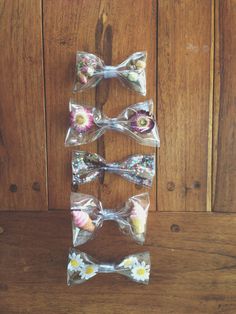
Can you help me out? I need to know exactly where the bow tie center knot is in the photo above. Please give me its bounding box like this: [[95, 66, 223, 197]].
[[103, 66, 118, 79], [98, 263, 116, 273], [101, 208, 123, 221], [94, 116, 119, 129]]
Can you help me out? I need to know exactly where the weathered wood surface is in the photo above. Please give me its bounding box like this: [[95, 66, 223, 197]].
[[1, 0, 235, 214], [213, 0, 236, 213], [1, 211, 236, 314], [0, 0, 47, 210], [43, 0, 157, 211], [1, 1, 236, 312], [157, 0, 212, 212]]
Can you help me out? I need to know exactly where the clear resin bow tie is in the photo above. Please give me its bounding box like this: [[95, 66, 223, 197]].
[[67, 249, 151, 285], [65, 99, 160, 147], [73, 51, 147, 95], [70, 192, 150, 246], [72, 151, 155, 188]]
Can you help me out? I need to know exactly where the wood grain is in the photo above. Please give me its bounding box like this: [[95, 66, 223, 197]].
[[93, 0, 157, 211], [1, 211, 236, 313], [43, 0, 157, 210], [213, 0, 236, 212], [157, 0, 212, 211], [0, 0, 47, 210], [43, 0, 101, 210]]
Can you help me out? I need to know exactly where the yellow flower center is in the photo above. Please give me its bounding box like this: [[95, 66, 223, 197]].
[[71, 259, 79, 267], [85, 266, 94, 275], [76, 114, 85, 125], [138, 117, 148, 127], [137, 268, 145, 276]]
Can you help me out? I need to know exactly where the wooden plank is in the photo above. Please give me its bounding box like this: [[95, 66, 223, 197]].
[[43, 0, 157, 210], [157, 0, 212, 211], [1, 211, 236, 313], [213, 0, 236, 212], [43, 0, 101, 210], [93, 0, 157, 211], [0, 0, 47, 210]]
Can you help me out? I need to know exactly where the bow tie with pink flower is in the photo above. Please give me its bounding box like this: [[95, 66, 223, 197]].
[[65, 99, 160, 147]]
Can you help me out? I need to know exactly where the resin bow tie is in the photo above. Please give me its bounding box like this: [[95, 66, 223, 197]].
[[70, 192, 150, 246], [65, 99, 160, 147], [73, 51, 147, 95], [72, 151, 155, 188], [67, 249, 150, 285]]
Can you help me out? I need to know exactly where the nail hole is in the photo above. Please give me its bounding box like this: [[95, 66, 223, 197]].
[[9, 184, 17, 192], [167, 182, 175, 191], [170, 224, 180, 232], [193, 181, 201, 189], [0, 283, 8, 291], [32, 182, 40, 191]]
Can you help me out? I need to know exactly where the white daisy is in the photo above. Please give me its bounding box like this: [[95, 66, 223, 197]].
[[131, 261, 150, 282], [80, 264, 98, 280], [68, 253, 84, 272], [120, 256, 139, 269]]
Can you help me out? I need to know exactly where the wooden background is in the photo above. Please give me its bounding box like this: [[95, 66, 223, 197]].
[[0, 0, 236, 313]]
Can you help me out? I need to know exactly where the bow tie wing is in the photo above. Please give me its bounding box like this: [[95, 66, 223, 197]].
[[73, 51, 105, 92], [127, 193, 150, 244], [116, 100, 160, 147], [115, 51, 147, 95], [116, 252, 151, 284], [70, 192, 103, 246], [72, 151, 106, 186], [114, 193, 150, 245], [65, 100, 106, 146], [118, 154, 155, 187], [67, 249, 99, 285]]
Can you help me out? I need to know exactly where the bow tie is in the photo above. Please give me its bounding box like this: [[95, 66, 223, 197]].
[[67, 249, 150, 285], [65, 99, 160, 147], [73, 51, 147, 95], [72, 151, 155, 188], [70, 192, 150, 246]]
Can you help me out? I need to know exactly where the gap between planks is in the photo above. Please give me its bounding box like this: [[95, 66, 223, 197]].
[[206, 0, 216, 212], [211, 0, 221, 211], [40, 0, 49, 210]]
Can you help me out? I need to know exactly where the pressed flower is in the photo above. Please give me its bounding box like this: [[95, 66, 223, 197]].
[[87, 67, 95, 77], [80, 264, 98, 280], [128, 72, 138, 82], [129, 110, 154, 134], [70, 107, 94, 133], [120, 256, 139, 269], [77, 72, 88, 84], [68, 253, 85, 272], [131, 261, 150, 282]]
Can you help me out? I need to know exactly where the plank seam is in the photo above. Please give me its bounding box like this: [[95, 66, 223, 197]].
[[206, 0, 215, 212], [40, 0, 49, 210]]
